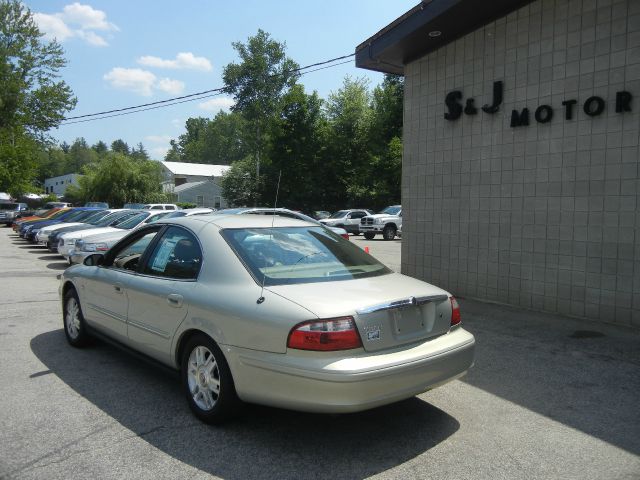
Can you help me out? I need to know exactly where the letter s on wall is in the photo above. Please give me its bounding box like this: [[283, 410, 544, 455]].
[[444, 90, 463, 120]]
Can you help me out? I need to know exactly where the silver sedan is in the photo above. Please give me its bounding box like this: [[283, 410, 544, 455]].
[[59, 214, 475, 424]]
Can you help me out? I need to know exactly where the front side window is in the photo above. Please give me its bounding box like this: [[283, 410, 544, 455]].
[[110, 231, 160, 272], [222, 227, 391, 286], [142, 227, 202, 280]]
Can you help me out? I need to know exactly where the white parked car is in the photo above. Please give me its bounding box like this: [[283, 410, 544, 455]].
[[319, 209, 374, 234], [143, 203, 179, 210], [59, 214, 475, 424], [36, 209, 115, 246], [68, 210, 171, 264]]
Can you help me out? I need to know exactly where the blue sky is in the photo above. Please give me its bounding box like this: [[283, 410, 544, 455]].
[[26, 1, 417, 160]]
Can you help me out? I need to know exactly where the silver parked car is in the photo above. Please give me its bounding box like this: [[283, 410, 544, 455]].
[[59, 214, 475, 424]]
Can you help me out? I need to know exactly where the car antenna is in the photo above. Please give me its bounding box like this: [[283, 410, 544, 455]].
[[257, 170, 282, 305]]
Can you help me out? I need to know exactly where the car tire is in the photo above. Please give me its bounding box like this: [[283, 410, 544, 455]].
[[181, 333, 240, 424], [382, 225, 396, 241], [364, 232, 376, 240], [63, 288, 91, 347]]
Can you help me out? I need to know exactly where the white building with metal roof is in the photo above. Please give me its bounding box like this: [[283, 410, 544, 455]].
[[160, 161, 231, 193]]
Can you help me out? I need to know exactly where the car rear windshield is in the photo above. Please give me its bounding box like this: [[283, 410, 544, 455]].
[[0, 203, 18, 210], [222, 226, 391, 286], [328, 210, 348, 219]]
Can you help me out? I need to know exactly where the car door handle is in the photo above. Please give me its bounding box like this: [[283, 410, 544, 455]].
[[113, 283, 124, 294], [167, 294, 183, 308]]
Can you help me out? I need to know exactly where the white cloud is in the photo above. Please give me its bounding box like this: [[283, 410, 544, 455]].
[[151, 146, 169, 160], [145, 135, 172, 144], [33, 13, 74, 42], [157, 77, 185, 95], [104, 68, 186, 97], [33, 3, 117, 47], [60, 3, 118, 31], [104, 68, 156, 96], [138, 52, 213, 72], [76, 30, 108, 47], [198, 97, 235, 112], [171, 118, 184, 128]]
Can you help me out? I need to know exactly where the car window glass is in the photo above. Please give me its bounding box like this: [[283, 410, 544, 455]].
[[222, 226, 391, 286], [142, 227, 202, 280], [110, 231, 159, 272], [351, 212, 366, 219]]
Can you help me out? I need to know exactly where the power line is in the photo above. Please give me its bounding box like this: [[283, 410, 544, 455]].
[[60, 59, 357, 126], [60, 53, 355, 123]]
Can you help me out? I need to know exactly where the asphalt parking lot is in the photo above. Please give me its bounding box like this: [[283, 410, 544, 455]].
[[0, 227, 639, 480]]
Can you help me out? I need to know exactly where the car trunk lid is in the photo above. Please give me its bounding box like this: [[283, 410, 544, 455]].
[[267, 273, 453, 352]]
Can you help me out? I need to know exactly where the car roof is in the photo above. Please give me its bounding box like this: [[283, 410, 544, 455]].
[[155, 212, 317, 230]]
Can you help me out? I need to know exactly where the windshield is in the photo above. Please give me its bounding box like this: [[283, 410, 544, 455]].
[[91, 211, 128, 227], [222, 226, 391, 286], [0, 203, 18, 210], [146, 212, 172, 223], [379, 206, 401, 215], [328, 210, 348, 219], [164, 211, 187, 218], [115, 212, 150, 230], [62, 210, 96, 222], [83, 210, 111, 224]]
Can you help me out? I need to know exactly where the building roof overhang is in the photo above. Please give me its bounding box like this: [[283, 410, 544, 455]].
[[355, 0, 534, 75]]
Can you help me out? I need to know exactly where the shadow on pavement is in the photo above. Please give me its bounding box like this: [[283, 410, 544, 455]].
[[459, 298, 640, 455], [44, 261, 68, 271], [31, 330, 459, 480]]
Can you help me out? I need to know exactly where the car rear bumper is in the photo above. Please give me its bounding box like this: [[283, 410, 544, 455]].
[[224, 327, 475, 413]]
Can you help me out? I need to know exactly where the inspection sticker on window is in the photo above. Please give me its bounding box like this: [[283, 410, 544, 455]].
[[151, 239, 177, 272]]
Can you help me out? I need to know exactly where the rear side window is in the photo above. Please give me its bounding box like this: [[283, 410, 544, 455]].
[[142, 226, 202, 280]]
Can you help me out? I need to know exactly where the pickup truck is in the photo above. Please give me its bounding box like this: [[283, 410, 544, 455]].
[[359, 205, 402, 240], [0, 203, 31, 226]]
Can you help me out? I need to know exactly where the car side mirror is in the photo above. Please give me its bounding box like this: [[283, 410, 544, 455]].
[[84, 254, 104, 267]]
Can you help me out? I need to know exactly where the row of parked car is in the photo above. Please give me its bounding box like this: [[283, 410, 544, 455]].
[[8, 206, 355, 265], [6, 202, 473, 425], [318, 205, 403, 240]]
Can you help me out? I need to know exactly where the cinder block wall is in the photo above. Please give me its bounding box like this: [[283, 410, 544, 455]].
[[402, 0, 640, 326]]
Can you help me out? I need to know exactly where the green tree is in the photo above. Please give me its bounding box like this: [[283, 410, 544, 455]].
[[164, 140, 181, 161], [67, 153, 168, 206], [131, 142, 149, 160], [265, 85, 327, 211], [0, 0, 76, 195], [222, 29, 299, 199], [66, 137, 97, 173], [110, 139, 129, 155], [324, 76, 373, 208], [220, 156, 262, 207], [369, 75, 404, 153], [92, 140, 108, 155]]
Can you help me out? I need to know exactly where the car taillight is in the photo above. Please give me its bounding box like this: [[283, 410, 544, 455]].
[[287, 317, 362, 351], [450, 296, 461, 326], [341, 233, 350, 240]]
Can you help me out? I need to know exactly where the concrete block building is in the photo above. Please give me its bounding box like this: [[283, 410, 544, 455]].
[[356, 0, 640, 326]]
